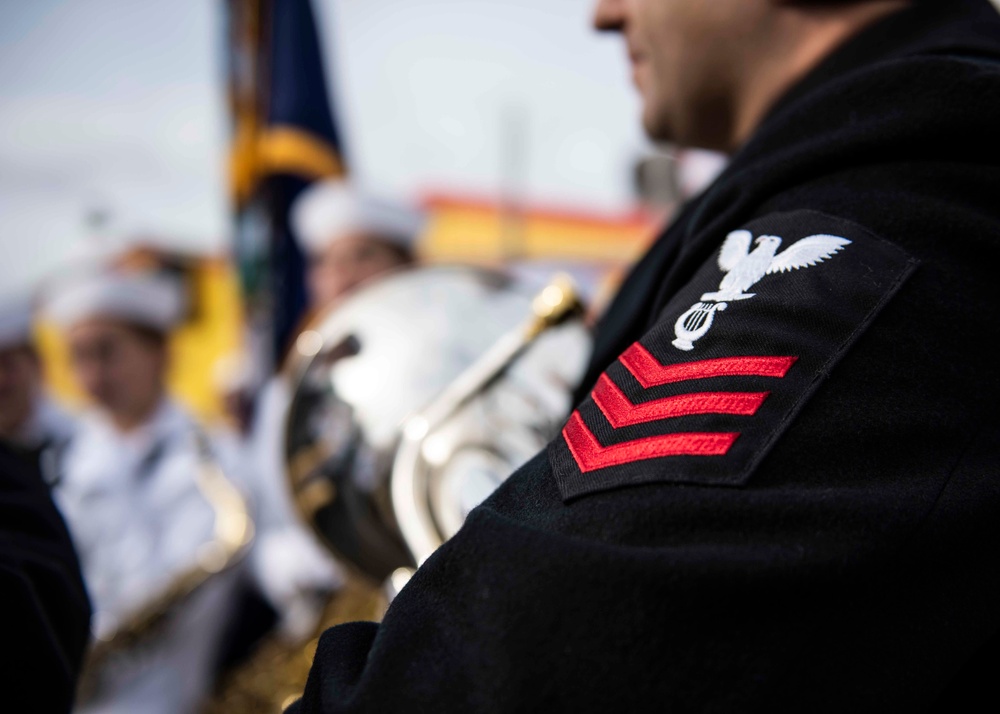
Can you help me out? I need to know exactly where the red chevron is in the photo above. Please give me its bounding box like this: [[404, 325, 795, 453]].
[[620, 345, 797, 388], [592, 373, 769, 428], [562, 410, 738, 473]]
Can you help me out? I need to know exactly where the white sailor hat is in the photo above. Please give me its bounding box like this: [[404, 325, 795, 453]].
[[290, 179, 427, 256], [0, 295, 34, 350], [41, 266, 186, 334]]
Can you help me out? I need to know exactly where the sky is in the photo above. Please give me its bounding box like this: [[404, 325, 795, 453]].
[[6, 1, 995, 301], [0, 0, 648, 301], [315, 0, 648, 209], [0, 0, 229, 298]]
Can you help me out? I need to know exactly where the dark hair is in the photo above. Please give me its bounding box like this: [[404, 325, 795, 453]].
[[366, 235, 417, 265], [0, 342, 40, 363], [382, 239, 416, 265], [125, 323, 169, 348]]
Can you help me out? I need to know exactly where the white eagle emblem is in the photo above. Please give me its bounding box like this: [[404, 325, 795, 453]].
[[672, 230, 851, 351]]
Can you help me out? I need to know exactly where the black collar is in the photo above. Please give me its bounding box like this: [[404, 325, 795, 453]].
[[758, 0, 1000, 147], [579, 0, 1000, 401]]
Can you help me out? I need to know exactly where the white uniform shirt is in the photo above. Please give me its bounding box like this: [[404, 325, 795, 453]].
[[246, 375, 344, 642], [54, 399, 247, 714]]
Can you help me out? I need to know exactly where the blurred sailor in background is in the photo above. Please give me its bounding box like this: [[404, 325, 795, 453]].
[[244, 179, 425, 643], [0, 295, 75, 473], [42, 263, 249, 713], [292, 179, 421, 313], [0, 296, 74, 483]]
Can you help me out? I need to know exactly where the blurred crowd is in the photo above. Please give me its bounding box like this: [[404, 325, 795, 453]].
[[0, 149, 724, 712], [0, 178, 429, 713]]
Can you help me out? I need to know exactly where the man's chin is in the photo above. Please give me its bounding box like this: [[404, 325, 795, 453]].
[[641, 107, 675, 144]]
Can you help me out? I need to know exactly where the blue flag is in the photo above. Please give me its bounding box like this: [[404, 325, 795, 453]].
[[227, 0, 346, 376]]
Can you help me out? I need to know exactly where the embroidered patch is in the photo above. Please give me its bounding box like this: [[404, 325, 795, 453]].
[[672, 231, 850, 350], [550, 210, 918, 501]]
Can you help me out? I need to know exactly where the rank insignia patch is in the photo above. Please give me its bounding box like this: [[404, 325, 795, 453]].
[[550, 210, 918, 501]]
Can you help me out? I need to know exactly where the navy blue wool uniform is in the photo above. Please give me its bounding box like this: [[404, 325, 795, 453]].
[[0, 442, 91, 713], [290, 1, 1000, 711]]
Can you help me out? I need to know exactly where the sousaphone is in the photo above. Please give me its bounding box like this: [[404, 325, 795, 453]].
[[285, 262, 591, 594]]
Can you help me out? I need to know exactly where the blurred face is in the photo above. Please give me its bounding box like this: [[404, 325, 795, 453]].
[[593, 0, 766, 148], [307, 233, 411, 310], [0, 344, 41, 437], [67, 318, 167, 428]]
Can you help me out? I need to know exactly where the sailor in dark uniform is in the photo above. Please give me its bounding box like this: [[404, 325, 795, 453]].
[[289, 0, 1000, 711], [0, 439, 91, 713]]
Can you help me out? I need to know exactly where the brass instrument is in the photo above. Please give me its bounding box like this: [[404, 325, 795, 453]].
[[388, 269, 585, 582], [285, 264, 589, 591], [207, 263, 591, 712], [75, 427, 254, 705]]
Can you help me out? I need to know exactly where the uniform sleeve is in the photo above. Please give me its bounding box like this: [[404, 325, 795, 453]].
[[287, 210, 1000, 713], [0, 442, 92, 713]]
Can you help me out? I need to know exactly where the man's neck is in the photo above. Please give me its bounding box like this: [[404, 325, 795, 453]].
[[728, 1, 910, 151], [111, 393, 165, 433]]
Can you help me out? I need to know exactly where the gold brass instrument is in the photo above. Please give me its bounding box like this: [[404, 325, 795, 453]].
[[388, 271, 584, 584], [206, 263, 591, 713], [75, 427, 254, 704]]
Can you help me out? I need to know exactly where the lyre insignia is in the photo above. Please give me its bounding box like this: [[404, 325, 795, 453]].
[[672, 230, 851, 351]]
